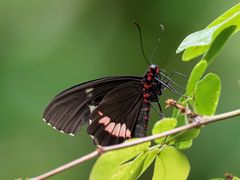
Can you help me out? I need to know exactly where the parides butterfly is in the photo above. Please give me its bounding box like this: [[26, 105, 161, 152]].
[[42, 64, 181, 146]]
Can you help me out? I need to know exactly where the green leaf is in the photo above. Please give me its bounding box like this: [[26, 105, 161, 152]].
[[167, 127, 200, 150], [210, 178, 224, 180], [233, 177, 240, 180], [110, 152, 148, 180], [203, 25, 237, 64], [153, 146, 190, 180], [194, 73, 221, 115], [138, 147, 160, 178], [90, 141, 150, 180], [152, 118, 177, 144], [177, 3, 240, 61], [169, 128, 200, 144], [207, 3, 240, 28], [176, 139, 193, 150], [186, 60, 208, 96]]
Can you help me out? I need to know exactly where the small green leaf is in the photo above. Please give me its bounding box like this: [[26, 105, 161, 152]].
[[169, 128, 200, 144], [186, 60, 208, 96], [207, 3, 240, 28], [153, 146, 190, 180], [210, 178, 224, 180], [177, 28, 214, 59], [138, 147, 160, 178], [152, 118, 177, 144], [203, 25, 237, 64], [176, 139, 193, 150], [233, 177, 240, 180], [177, 3, 240, 61], [110, 152, 148, 180], [194, 73, 221, 115], [90, 141, 150, 180]]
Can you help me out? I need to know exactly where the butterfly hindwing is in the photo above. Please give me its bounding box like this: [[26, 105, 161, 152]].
[[43, 76, 141, 135], [87, 81, 144, 146]]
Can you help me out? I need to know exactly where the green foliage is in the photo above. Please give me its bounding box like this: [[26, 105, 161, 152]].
[[90, 3, 240, 180], [194, 73, 221, 115], [186, 60, 208, 96], [110, 152, 148, 180], [177, 3, 240, 61], [152, 118, 177, 144], [90, 141, 150, 180], [211, 176, 240, 180], [138, 148, 160, 178], [203, 25, 237, 64], [168, 128, 200, 145], [153, 146, 190, 180]]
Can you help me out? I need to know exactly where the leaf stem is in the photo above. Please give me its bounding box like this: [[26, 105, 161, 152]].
[[30, 109, 240, 180]]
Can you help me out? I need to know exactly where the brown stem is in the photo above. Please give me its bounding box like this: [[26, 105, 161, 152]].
[[30, 109, 240, 180]]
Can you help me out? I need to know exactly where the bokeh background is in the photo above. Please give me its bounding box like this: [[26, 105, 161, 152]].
[[0, 1, 240, 179]]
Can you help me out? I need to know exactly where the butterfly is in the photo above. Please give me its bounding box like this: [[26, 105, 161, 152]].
[[43, 64, 182, 146]]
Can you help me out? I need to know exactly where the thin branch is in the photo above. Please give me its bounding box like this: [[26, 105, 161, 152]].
[[30, 109, 240, 180]]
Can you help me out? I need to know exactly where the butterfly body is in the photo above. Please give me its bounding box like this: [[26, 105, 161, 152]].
[[43, 64, 165, 146]]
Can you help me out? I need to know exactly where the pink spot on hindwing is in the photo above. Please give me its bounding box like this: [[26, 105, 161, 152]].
[[105, 122, 115, 133], [112, 123, 121, 136], [98, 111, 103, 116], [126, 129, 131, 138], [99, 116, 110, 125], [119, 124, 126, 138]]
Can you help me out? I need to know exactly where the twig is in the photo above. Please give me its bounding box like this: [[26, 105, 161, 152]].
[[30, 109, 240, 180], [165, 98, 198, 118]]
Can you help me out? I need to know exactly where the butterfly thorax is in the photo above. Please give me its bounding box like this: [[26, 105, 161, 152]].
[[142, 64, 162, 103]]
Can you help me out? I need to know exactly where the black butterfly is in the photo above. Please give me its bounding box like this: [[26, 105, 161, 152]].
[[43, 64, 182, 146]]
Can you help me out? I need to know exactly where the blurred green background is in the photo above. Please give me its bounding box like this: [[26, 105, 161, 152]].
[[0, 1, 240, 179]]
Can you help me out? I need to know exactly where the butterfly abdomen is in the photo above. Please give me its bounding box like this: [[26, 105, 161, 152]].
[[133, 65, 162, 138]]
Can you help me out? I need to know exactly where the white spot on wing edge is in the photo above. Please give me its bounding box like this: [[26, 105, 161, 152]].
[[85, 88, 94, 94], [88, 105, 96, 112], [43, 118, 75, 137], [89, 119, 92, 124]]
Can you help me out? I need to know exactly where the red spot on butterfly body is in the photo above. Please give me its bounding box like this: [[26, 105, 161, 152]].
[[144, 83, 152, 89]]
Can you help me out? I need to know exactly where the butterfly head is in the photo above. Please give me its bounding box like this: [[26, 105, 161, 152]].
[[149, 64, 159, 74]]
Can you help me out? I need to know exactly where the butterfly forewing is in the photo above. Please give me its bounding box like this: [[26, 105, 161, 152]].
[[43, 76, 141, 135]]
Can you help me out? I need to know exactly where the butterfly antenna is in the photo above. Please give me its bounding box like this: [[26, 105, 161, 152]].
[[134, 22, 151, 65], [150, 24, 165, 62]]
